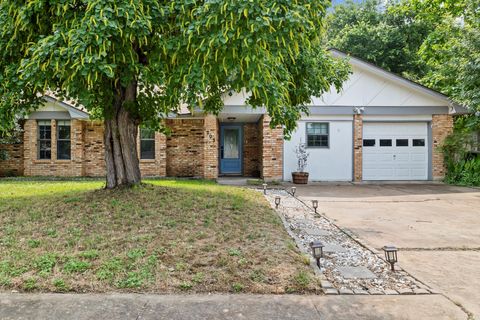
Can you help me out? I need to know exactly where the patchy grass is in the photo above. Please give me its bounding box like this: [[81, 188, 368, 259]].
[[0, 178, 319, 293]]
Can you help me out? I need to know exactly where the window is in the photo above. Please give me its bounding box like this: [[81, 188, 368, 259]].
[[57, 120, 71, 160], [306, 123, 329, 147], [379, 139, 392, 147], [396, 139, 409, 147], [140, 128, 155, 159], [412, 139, 425, 147], [363, 139, 376, 147], [38, 120, 51, 159]]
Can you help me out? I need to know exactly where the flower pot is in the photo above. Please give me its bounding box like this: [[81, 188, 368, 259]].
[[292, 172, 309, 184]]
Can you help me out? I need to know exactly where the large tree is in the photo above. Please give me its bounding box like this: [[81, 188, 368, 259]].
[[0, 0, 350, 188]]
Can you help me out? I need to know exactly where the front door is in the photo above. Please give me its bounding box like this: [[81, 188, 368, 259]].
[[220, 125, 242, 174]]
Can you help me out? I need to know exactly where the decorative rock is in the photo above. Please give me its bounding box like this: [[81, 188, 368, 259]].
[[353, 289, 369, 295], [384, 289, 399, 295], [324, 288, 339, 295], [398, 288, 414, 295], [337, 266, 376, 279], [413, 288, 430, 295]]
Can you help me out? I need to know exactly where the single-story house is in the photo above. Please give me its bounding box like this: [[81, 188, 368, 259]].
[[0, 50, 468, 181]]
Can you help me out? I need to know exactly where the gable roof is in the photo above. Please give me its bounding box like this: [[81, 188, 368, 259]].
[[329, 49, 469, 114]]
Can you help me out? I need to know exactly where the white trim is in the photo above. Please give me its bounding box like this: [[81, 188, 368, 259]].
[[363, 115, 432, 122]]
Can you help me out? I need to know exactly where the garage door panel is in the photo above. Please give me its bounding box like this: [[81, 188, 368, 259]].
[[363, 122, 428, 181]]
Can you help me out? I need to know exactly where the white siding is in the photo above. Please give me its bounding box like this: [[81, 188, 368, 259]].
[[284, 117, 353, 181]]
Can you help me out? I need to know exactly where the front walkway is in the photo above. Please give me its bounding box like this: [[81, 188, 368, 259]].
[[0, 293, 466, 320]]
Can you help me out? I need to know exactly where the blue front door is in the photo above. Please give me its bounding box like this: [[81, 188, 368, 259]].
[[220, 125, 242, 174]]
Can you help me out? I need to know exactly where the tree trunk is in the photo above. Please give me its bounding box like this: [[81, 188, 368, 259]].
[[103, 81, 141, 189]]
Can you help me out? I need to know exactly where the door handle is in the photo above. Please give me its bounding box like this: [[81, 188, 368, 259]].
[[393, 154, 396, 160]]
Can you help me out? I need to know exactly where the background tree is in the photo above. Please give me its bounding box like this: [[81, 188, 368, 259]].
[[0, 0, 350, 188]]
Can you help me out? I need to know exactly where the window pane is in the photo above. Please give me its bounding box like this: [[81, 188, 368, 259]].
[[58, 124, 71, 140], [39, 141, 51, 159], [306, 123, 329, 147], [140, 140, 155, 159], [396, 139, 409, 147], [413, 139, 425, 147], [307, 123, 328, 135], [380, 139, 392, 147], [140, 128, 155, 140], [363, 139, 376, 147], [57, 141, 71, 160], [224, 129, 239, 158], [39, 125, 51, 140]]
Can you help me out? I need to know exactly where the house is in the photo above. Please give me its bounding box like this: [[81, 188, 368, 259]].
[[0, 50, 468, 181]]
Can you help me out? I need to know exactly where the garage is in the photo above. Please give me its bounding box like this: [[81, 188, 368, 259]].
[[363, 122, 429, 180]]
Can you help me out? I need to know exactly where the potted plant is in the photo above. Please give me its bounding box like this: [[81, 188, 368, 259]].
[[292, 141, 309, 184]]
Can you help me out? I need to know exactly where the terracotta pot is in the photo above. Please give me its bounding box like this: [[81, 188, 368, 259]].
[[292, 172, 309, 184]]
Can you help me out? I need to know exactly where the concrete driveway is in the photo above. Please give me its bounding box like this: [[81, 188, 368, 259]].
[[295, 183, 480, 319]]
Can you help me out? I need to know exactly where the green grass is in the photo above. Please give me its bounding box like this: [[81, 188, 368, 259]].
[[0, 178, 319, 293]]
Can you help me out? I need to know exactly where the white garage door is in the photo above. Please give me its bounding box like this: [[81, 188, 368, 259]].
[[363, 122, 428, 180]]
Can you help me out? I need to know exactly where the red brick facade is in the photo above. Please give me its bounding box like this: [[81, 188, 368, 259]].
[[243, 123, 261, 177], [259, 115, 283, 180]]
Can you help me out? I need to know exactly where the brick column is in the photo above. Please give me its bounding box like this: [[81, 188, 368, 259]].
[[203, 115, 218, 179], [432, 114, 453, 180], [259, 115, 283, 181], [71, 119, 85, 176], [23, 119, 36, 176], [353, 114, 363, 182]]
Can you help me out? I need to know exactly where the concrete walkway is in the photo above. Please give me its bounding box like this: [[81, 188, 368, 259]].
[[0, 293, 467, 320]]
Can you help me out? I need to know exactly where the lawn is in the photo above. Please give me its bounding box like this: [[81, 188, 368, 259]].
[[0, 178, 318, 294]]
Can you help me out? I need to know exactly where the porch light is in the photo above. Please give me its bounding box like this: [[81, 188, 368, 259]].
[[310, 240, 324, 268], [291, 187, 296, 197], [312, 200, 319, 213], [275, 196, 281, 209], [383, 245, 398, 271], [263, 183, 267, 195], [227, 117, 236, 121]]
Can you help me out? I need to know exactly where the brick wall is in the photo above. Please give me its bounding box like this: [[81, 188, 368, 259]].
[[243, 123, 261, 177], [138, 132, 167, 177], [259, 115, 283, 180], [203, 115, 218, 179], [166, 118, 205, 177], [0, 142, 24, 176], [83, 121, 105, 177], [353, 114, 363, 182], [23, 119, 85, 177], [432, 114, 453, 180]]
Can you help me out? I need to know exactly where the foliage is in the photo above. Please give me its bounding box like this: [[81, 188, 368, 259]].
[[0, 0, 350, 138], [294, 141, 309, 172], [441, 115, 480, 186], [326, 0, 433, 78]]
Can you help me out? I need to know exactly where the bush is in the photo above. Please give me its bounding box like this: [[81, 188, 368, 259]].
[[442, 115, 480, 186]]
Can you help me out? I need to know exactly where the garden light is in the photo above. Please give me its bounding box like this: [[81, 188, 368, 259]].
[[383, 245, 398, 271]]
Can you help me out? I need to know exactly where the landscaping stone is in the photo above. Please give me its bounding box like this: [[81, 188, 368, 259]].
[[413, 289, 430, 295], [337, 267, 376, 279], [339, 288, 354, 295], [353, 289, 369, 295], [320, 280, 333, 288], [324, 288, 339, 295], [266, 190, 425, 294], [323, 243, 347, 253], [398, 288, 414, 295]]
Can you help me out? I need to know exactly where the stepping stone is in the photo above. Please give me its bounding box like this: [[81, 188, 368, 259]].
[[337, 266, 376, 279], [323, 243, 347, 253], [304, 228, 329, 236]]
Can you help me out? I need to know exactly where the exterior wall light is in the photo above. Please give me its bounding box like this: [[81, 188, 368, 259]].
[[310, 240, 324, 268], [263, 183, 267, 195], [291, 187, 296, 197], [312, 200, 319, 213], [383, 245, 398, 271], [275, 196, 281, 209]]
